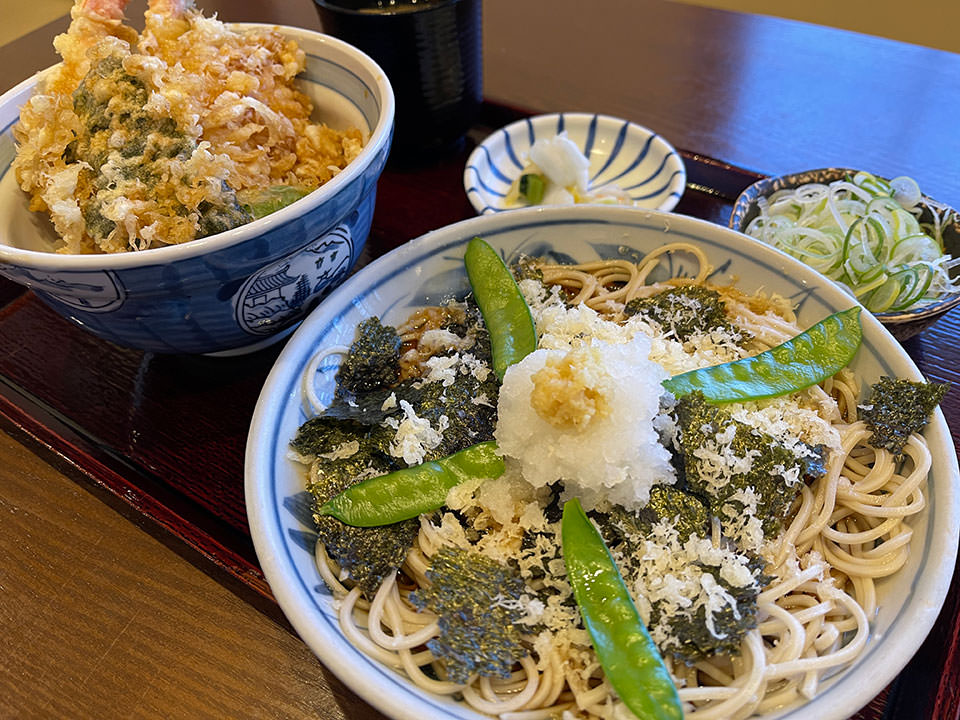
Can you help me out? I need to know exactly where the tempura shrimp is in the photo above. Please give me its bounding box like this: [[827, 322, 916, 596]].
[[48, 0, 137, 94]]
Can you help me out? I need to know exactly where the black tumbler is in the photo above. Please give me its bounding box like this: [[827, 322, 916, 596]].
[[314, 0, 482, 162]]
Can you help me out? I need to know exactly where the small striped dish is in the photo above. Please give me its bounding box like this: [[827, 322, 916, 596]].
[[464, 112, 686, 215]]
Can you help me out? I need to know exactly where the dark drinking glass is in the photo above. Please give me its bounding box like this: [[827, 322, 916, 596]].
[[314, 0, 482, 162]]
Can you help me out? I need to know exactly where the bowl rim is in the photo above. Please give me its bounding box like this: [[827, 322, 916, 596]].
[[245, 204, 960, 720], [0, 23, 395, 270], [727, 166, 960, 322], [463, 111, 687, 215]]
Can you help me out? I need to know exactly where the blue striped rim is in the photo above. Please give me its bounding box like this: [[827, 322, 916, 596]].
[[591, 119, 630, 179], [627, 170, 685, 200], [259, 212, 936, 720], [620, 149, 672, 189], [583, 114, 599, 156], [463, 186, 496, 214], [503, 127, 525, 171], [598, 133, 657, 185], [463, 165, 506, 198], [302, 52, 379, 131], [478, 143, 513, 185], [0, 115, 17, 185]]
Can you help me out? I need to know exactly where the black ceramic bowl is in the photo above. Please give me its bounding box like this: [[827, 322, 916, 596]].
[[729, 167, 960, 341]]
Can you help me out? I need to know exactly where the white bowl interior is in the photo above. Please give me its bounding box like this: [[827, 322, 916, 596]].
[[246, 206, 958, 720], [464, 113, 686, 215], [0, 77, 55, 253]]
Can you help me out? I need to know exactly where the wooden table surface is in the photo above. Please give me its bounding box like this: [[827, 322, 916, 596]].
[[2, 1, 960, 719]]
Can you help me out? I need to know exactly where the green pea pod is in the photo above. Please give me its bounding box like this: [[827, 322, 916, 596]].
[[561, 498, 683, 720], [465, 237, 538, 380], [319, 441, 504, 527], [662, 306, 862, 403]]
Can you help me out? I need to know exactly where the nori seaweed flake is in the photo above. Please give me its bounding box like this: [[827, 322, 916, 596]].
[[598, 485, 710, 548], [296, 415, 416, 597], [673, 392, 805, 538], [859, 377, 948, 457], [624, 285, 746, 344], [411, 545, 526, 683], [297, 310, 500, 597], [649, 561, 768, 664], [335, 316, 403, 395]]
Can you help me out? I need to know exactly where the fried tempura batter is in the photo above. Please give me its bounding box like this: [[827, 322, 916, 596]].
[[13, 0, 364, 253]]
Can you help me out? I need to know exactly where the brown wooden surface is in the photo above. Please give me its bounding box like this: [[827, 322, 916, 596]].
[[0, 427, 389, 720], [1, 1, 959, 719]]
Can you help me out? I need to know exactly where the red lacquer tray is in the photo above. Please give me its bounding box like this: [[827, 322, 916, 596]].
[[1, 103, 957, 720]]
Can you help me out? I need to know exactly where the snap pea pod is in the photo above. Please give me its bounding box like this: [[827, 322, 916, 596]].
[[465, 237, 538, 380], [561, 498, 683, 720], [662, 306, 862, 403], [319, 441, 504, 527]]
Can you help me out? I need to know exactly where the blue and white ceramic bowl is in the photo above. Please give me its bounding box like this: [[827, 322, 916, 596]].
[[463, 112, 686, 215], [0, 25, 394, 355], [246, 205, 958, 720]]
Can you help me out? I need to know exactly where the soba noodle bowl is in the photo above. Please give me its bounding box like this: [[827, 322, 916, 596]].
[[294, 242, 932, 720]]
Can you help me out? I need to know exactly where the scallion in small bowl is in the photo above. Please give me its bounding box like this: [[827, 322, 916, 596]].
[[730, 168, 960, 340]]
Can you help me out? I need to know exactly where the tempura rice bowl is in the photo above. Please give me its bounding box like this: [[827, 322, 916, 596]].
[[245, 205, 958, 719], [0, 25, 394, 355]]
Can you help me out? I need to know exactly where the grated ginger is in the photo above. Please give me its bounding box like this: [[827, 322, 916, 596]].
[[530, 345, 613, 431]]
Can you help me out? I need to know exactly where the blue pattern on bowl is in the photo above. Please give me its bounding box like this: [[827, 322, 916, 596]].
[[463, 113, 686, 215], [0, 26, 394, 355], [246, 205, 959, 720]]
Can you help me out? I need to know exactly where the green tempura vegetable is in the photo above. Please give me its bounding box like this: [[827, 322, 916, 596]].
[[561, 498, 683, 720], [663, 307, 862, 403], [319, 441, 504, 526], [72, 53, 251, 245], [237, 185, 312, 220], [465, 237, 538, 380]]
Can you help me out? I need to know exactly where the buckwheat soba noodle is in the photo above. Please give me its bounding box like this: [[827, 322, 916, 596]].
[[292, 241, 936, 720]]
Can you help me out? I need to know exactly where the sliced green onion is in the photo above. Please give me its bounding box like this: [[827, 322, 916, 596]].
[[862, 274, 899, 312], [891, 176, 922, 207], [744, 171, 960, 312]]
